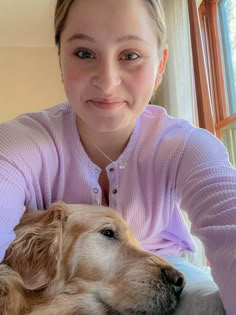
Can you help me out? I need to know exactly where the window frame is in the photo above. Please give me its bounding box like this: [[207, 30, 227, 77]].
[[187, 0, 215, 134], [195, 0, 236, 139]]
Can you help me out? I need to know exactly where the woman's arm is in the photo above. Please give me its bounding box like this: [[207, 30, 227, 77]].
[[0, 159, 26, 262], [176, 128, 236, 315]]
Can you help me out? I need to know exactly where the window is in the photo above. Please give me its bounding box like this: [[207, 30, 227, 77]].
[[218, 0, 236, 116], [196, 0, 236, 166]]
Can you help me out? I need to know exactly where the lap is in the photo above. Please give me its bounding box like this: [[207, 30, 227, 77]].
[[163, 256, 226, 315]]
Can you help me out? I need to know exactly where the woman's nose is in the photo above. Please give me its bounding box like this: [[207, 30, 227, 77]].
[[91, 60, 121, 94]]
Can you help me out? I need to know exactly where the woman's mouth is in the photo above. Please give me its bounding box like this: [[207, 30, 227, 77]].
[[89, 100, 125, 110]]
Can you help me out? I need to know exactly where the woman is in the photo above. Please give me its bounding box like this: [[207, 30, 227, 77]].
[[0, 0, 235, 313]]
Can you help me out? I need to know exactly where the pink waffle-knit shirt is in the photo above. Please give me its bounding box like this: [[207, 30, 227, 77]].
[[0, 102, 236, 314]]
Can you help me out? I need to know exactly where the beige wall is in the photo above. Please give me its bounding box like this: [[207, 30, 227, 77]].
[[0, 47, 66, 123]]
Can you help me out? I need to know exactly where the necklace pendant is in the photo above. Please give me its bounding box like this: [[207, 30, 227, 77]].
[[119, 161, 128, 169]]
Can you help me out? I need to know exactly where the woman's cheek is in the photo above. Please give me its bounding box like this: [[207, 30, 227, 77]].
[[64, 64, 82, 83], [130, 65, 157, 97], [63, 67, 86, 96]]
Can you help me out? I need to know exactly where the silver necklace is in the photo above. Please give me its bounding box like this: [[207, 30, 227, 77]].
[[94, 144, 128, 169]]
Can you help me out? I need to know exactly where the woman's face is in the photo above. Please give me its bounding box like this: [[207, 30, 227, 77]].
[[59, 0, 167, 133]]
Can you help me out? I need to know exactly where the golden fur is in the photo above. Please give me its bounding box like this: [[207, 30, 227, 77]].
[[0, 202, 185, 315]]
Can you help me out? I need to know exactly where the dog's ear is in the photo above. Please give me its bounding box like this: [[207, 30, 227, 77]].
[[4, 202, 70, 290], [0, 264, 29, 315]]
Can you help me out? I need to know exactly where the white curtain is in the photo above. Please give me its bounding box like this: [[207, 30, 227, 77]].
[[154, 0, 206, 268], [154, 0, 196, 124]]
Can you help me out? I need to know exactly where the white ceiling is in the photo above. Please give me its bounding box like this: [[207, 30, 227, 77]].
[[0, 0, 56, 47]]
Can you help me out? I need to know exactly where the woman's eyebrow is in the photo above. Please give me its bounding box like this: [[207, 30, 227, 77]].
[[67, 33, 147, 43], [67, 33, 95, 43]]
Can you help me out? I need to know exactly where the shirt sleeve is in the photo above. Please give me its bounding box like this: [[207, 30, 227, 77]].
[[176, 127, 236, 315], [0, 158, 26, 262], [0, 120, 29, 262]]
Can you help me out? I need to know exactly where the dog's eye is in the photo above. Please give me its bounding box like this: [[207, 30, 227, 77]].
[[101, 228, 116, 239]]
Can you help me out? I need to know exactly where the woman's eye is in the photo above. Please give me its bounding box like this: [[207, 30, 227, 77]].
[[101, 228, 115, 239], [75, 50, 95, 59], [121, 52, 140, 61]]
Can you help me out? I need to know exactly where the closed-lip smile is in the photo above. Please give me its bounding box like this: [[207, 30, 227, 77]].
[[89, 98, 125, 110]]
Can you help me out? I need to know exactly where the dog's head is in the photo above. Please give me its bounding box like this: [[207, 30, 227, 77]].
[[3, 202, 185, 314]]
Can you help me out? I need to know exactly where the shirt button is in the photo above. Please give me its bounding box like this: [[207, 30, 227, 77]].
[[112, 189, 118, 194], [109, 168, 115, 173], [93, 188, 99, 194], [94, 168, 99, 174]]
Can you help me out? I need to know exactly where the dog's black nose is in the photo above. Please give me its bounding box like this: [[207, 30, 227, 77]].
[[162, 267, 186, 297]]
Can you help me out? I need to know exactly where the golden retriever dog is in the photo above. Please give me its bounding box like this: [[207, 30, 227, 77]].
[[0, 202, 185, 315]]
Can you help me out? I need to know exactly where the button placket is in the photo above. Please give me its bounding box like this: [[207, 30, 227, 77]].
[[107, 165, 119, 209], [93, 168, 100, 195], [89, 165, 102, 205]]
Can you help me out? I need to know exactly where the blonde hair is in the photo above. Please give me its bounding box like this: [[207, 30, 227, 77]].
[[54, 0, 167, 51]]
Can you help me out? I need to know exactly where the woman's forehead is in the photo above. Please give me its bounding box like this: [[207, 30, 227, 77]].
[[60, 0, 157, 45]]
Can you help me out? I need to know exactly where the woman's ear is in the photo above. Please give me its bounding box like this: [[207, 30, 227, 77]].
[[154, 47, 168, 89], [58, 54, 64, 83], [3, 203, 70, 290], [159, 47, 168, 75]]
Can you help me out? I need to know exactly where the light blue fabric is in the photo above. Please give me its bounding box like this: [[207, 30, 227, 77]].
[[163, 256, 226, 315]]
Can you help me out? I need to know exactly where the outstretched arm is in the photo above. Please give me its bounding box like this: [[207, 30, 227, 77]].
[[0, 158, 26, 262], [176, 128, 236, 315]]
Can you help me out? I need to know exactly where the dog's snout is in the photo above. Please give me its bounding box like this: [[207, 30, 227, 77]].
[[162, 267, 186, 297]]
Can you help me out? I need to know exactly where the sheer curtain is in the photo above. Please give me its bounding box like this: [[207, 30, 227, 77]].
[[153, 0, 206, 268], [154, 0, 196, 123]]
